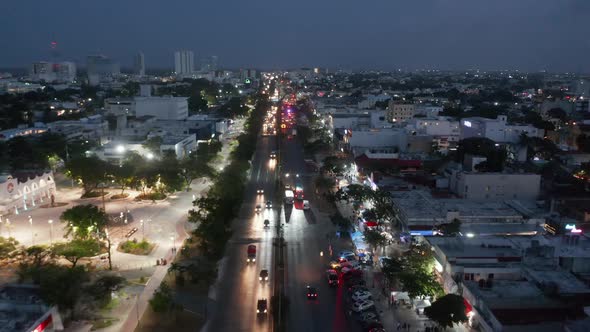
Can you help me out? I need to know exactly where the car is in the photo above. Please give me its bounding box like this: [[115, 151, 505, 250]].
[[257, 299, 268, 314], [326, 269, 339, 286], [270, 151, 277, 159], [302, 200, 310, 210], [306, 286, 318, 299], [255, 204, 262, 213], [257, 189, 264, 194], [359, 311, 379, 323], [263, 219, 270, 228], [349, 285, 369, 294], [351, 300, 375, 312], [339, 250, 355, 258], [266, 200, 272, 208], [259, 269, 269, 281], [352, 290, 373, 302]]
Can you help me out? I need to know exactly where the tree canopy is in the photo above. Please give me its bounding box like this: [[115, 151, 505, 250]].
[[425, 294, 468, 328], [60, 204, 108, 239], [52, 239, 101, 268]]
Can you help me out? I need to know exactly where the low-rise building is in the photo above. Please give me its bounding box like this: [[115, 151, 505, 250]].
[[0, 284, 64, 332], [449, 171, 541, 201], [460, 115, 543, 143], [387, 103, 415, 123]]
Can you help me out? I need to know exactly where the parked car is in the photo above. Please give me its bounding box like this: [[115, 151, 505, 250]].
[[339, 250, 355, 258], [351, 300, 375, 312], [352, 290, 373, 302], [302, 200, 310, 210]]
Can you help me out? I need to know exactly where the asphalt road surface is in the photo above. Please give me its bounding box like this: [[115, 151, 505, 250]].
[[280, 127, 353, 332], [204, 131, 277, 332]]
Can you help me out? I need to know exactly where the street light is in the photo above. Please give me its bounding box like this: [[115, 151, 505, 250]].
[[140, 219, 145, 241], [48, 219, 54, 244], [170, 235, 176, 252], [28, 216, 33, 245]]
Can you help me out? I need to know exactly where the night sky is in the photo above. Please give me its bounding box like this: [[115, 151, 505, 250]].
[[1, 0, 589, 71]]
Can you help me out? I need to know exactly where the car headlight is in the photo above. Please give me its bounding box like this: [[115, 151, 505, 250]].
[[259, 277, 262, 280], [257, 309, 260, 313], [253, 258, 256, 262], [265, 277, 268, 280], [264, 309, 267, 313]]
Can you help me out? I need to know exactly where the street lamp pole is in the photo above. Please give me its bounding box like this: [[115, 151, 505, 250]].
[[48, 219, 54, 244], [28, 216, 33, 245], [140, 219, 145, 241], [6, 218, 11, 238]]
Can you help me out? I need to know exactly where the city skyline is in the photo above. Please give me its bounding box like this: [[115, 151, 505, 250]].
[[1, 1, 589, 72]]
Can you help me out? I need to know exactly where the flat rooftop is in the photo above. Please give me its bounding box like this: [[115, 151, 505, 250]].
[[464, 280, 559, 309], [429, 237, 521, 259], [526, 268, 590, 295], [391, 189, 527, 222]]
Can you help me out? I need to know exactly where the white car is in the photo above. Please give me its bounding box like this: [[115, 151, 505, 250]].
[[360, 311, 379, 322], [351, 300, 375, 312], [352, 290, 373, 302], [303, 200, 310, 210], [339, 250, 355, 258]]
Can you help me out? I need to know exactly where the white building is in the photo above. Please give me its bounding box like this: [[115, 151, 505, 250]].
[[105, 96, 189, 120], [174, 50, 194, 75], [30, 61, 76, 82], [449, 171, 541, 200], [347, 128, 408, 154], [135, 96, 188, 120], [0, 172, 56, 215], [460, 115, 543, 143], [415, 104, 443, 117], [134, 52, 145, 76], [387, 103, 416, 123]]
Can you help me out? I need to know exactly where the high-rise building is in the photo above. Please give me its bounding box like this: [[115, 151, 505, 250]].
[[134, 52, 145, 76], [174, 50, 194, 75], [30, 61, 76, 82], [87, 55, 120, 77], [200, 55, 218, 72]]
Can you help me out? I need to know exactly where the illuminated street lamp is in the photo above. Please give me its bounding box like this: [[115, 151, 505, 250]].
[[48, 219, 54, 244], [28, 216, 34, 245]]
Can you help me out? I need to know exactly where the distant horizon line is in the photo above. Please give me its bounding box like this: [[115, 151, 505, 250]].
[[0, 65, 589, 76]]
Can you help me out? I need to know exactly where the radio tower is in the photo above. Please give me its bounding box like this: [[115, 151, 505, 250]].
[[50, 39, 61, 61]]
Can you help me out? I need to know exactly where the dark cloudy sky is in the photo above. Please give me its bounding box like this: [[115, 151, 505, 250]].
[[1, 0, 589, 72]]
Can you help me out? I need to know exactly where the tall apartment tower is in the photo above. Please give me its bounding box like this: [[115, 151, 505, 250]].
[[134, 52, 145, 76], [174, 50, 194, 75]]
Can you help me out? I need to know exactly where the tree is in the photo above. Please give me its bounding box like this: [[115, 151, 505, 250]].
[[65, 156, 108, 196], [364, 230, 387, 253], [0, 237, 19, 258], [60, 204, 108, 239], [38, 264, 89, 318], [398, 270, 444, 299], [180, 154, 216, 191], [577, 134, 590, 153], [456, 137, 507, 172], [437, 219, 461, 236], [321, 156, 346, 174], [314, 175, 334, 193], [52, 239, 101, 268], [110, 162, 136, 194], [157, 151, 184, 193], [548, 108, 567, 121], [149, 282, 175, 312], [424, 294, 468, 328], [143, 136, 163, 157]]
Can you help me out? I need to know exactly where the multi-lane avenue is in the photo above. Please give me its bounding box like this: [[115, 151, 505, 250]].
[[205, 89, 354, 332]]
